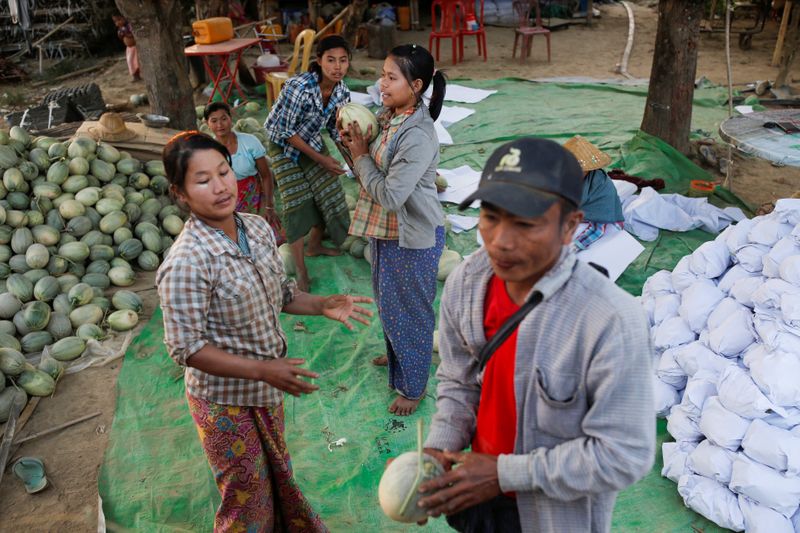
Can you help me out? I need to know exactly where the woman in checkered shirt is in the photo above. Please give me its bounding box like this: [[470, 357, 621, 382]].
[[156, 132, 373, 532], [340, 45, 447, 416], [264, 35, 353, 293]]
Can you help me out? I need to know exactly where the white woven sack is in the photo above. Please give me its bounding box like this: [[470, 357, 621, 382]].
[[677, 474, 744, 531], [707, 308, 755, 357], [668, 404, 704, 443], [741, 419, 800, 476], [729, 275, 766, 308], [699, 396, 751, 451], [686, 439, 737, 484], [747, 218, 794, 247], [657, 347, 688, 389], [654, 317, 696, 351], [748, 348, 800, 408], [662, 440, 697, 483], [654, 375, 681, 418], [729, 454, 800, 517], [690, 239, 731, 279], [674, 341, 733, 378], [653, 293, 681, 326], [738, 495, 794, 533], [718, 264, 762, 294], [679, 282, 725, 333], [718, 365, 786, 419]]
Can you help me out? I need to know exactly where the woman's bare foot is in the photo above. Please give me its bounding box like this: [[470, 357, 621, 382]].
[[389, 396, 421, 416], [305, 243, 342, 257], [296, 271, 311, 292], [372, 355, 388, 366]]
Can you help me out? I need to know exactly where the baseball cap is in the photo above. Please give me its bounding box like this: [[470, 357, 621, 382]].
[[459, 137, 583, 218]]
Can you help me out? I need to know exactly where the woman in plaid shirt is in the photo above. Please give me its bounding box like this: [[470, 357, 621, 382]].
[[156, 132, 372, 532], [264, 35, 353, 292], [341, 45, 447, 416]]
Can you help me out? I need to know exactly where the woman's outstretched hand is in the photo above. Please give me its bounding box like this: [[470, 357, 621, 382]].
[[321, 294, 374, 330]]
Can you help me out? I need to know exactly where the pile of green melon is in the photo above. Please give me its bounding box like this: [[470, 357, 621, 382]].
[[0, 125, 186, 419]]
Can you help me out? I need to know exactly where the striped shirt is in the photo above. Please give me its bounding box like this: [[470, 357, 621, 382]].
[[156, 213, 297, 407], [427, 247, 655, 532], [264, 71, 350, 162]]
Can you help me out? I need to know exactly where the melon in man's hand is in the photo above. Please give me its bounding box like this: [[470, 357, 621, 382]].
[[378, 451, 445, 523]]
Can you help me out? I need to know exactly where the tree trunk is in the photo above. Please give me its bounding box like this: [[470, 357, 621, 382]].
[[196, 0, 229, 19], [343, 0, 369, 47], [115, 0, 196, 131], [640, 0, 704, 154], [775, 5, 800, 88]]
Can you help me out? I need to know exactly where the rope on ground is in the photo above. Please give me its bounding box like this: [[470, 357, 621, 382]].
[[724, 0, 735, 190], [615, 1, 636, 79]]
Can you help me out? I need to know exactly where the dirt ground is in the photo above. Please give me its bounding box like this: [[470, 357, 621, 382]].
[[1, 3, 800, 531]]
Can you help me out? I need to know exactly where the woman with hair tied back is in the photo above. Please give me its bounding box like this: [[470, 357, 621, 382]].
[[340, 44, 447, 416], [156, 132, 373, 532], [264, 35, 353, 292]]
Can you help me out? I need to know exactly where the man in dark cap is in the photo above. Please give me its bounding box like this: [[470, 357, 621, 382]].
[[417, 138, 655, 533]]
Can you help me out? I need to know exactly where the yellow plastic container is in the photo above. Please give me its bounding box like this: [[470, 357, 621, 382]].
[[192, 17, 234, 45]]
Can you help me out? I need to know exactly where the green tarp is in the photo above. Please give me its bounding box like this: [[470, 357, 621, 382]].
[[99, 79, 737, 532]]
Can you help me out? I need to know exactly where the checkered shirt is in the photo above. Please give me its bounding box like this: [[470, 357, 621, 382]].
[[264, 71, 350, 162], [349, 108, 416, 239], [156, 212, 297, 407], [573, 221, 625, 251]]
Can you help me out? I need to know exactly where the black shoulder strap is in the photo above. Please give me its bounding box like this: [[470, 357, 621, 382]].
[[476, 262, 609, 372], [478, 291, 543, 372]]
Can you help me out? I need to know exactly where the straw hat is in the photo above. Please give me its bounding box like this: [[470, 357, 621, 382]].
[[563, 135, 611, 173], [87, 112, 137, 142]]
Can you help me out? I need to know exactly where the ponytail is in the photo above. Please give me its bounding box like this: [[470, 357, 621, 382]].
[[428, 70, 447, 121]]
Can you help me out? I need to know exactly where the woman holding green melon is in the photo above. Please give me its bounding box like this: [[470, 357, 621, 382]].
[[340, 44, 447, 416]]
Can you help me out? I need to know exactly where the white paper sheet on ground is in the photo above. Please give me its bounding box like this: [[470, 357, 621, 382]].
[[735, 105, 755, 115], [434, 121, 453, 145], [350, 91, 374, 106], [425, 83, 497, 103], [436, 105, 475, 128], [573, 225, 645, 281], [446, 214, 479, 233], [437, 165, 482, 206]]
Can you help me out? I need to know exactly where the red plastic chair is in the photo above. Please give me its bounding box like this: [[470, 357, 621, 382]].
[[459, 0, 487, 61], [512, 0, 551, 63], [429, 0, 464, 65]]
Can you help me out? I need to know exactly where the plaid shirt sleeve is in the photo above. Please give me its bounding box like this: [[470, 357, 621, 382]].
[[326, 85, 350, 142], [157, 258, 211, 366], [267, 78, 306, 143]]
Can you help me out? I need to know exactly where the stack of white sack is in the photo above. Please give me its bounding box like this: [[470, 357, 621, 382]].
[[641, 199, 800, 531]]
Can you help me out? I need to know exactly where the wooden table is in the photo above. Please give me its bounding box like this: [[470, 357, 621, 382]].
[[184, 38, 259, 105], [720, 109, 800, 167]]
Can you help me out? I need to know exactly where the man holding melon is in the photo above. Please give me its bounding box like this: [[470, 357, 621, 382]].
[[415, 138, 655, 532]]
